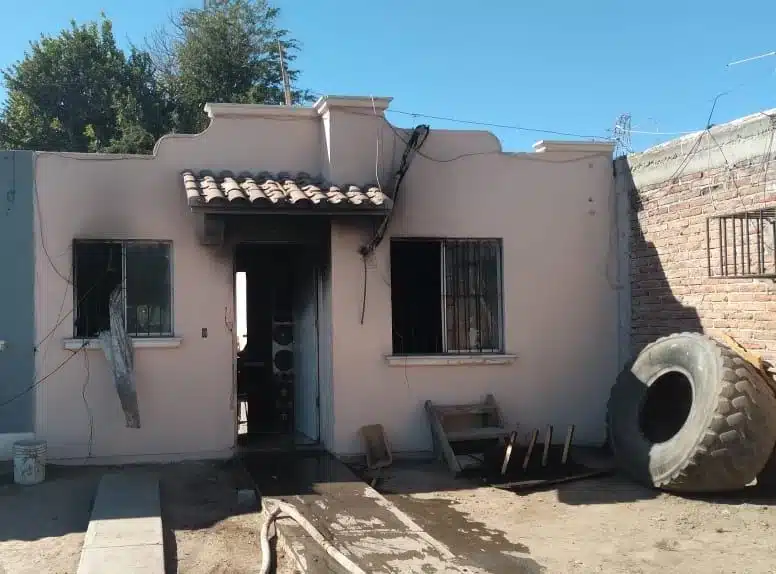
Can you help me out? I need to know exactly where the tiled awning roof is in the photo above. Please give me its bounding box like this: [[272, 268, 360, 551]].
[[182, 171, 393, 212]]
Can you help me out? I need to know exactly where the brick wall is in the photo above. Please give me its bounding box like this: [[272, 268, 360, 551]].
[[622, 110, 776, 362]]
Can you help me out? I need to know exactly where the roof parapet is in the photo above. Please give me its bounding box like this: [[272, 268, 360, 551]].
[[533, 140, 615, 154]]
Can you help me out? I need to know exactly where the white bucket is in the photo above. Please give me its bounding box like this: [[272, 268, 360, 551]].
[[13, 439, 47, 486]]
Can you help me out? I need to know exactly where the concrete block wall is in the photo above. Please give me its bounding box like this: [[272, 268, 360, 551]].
[[619, 109, 776, 361]]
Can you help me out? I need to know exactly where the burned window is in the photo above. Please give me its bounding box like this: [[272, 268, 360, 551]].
[[707, 209, 776, 279], [390, 238, 503, 354], [73, 240, 173, 337]]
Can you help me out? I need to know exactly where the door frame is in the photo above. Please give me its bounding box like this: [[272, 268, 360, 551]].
[[231, 240, 329, 446]]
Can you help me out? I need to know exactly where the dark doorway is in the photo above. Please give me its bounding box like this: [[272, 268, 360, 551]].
[[234, 243, 321, 448]]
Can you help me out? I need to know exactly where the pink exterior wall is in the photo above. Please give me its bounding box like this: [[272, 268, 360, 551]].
[[33, 108, 324, 462], [328, 131, 619, 455], [32, 96, 619, 462]]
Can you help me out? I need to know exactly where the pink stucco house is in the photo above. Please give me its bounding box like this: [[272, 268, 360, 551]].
[[21, 95, 621, 463]]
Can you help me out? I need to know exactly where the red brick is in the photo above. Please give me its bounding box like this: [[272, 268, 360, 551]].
[[631, 158, 776, 345]]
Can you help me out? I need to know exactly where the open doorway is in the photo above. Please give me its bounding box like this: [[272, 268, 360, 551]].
[[234, 243, 322, 448]]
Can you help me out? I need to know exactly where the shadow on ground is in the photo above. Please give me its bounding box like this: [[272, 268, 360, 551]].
[[0, 463, 103, 543], [158, 458, 260, 574], [0, 457, 264, 574]]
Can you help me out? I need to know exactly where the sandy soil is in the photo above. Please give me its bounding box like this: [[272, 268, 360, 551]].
[[0, 459, 298, 574], [160, 459, 298, 574], [380, 461, 776, 574], [0, 464, 103, 574]]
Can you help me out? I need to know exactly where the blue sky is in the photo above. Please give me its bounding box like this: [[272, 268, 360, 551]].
[[1, 0, 776, 151]]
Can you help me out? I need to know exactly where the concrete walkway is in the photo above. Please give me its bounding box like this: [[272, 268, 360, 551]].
[[76, 472, 164, 574], [243, 452, 494, 574]]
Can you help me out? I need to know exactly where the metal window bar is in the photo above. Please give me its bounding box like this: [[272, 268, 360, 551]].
[[707, 209, 776, 278], [441, 239, 503, 353], [125, 242, 173, 337], [73, 239, 173, 337]]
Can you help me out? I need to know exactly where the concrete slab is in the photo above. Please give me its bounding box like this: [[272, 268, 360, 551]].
[[76, 472, 164, 574], [244, 452, 494, 574], [78, 545, 165, 572]]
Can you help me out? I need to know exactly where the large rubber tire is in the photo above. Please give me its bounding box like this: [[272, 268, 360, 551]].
[[607, 333, 776, 493]]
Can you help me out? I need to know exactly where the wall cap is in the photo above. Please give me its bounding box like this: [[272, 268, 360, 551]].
[[385, 353, 517, 367], [313, 95, 393, 116], [204, 102, 318, 119], [63, 337, 182, 350], [533, 140, 615, 154]]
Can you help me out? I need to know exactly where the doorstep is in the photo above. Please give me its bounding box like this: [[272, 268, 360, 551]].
[[243, 451, 493, 574]]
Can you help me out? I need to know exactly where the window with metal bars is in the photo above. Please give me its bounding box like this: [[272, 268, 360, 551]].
[[73, 240, 173, 337], [390, 238, 504, 354], [707, 209, 776, 279]]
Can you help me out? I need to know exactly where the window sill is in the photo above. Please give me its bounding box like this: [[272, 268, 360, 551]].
[[63, 337, 182, 351], [385, 353, 517, 367]]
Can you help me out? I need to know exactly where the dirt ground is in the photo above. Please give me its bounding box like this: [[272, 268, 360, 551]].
[[378, 460, 776, 574], [0, 463, 103, 574], [160, 458, 298, 574], [9, 453, 776, 573], [0, 459, 297, 574]]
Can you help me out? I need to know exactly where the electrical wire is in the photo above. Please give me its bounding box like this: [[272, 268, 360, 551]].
[[0, 342, 88, 409], [387, 109, 609, 140], [370, 95, 383, 194], [358, 124, 430, 325], [359, 256, 368, 325], [33, 178, 71, 284], [760, 115, 776, 203], [308, 89, 608, 141], [626, 128, 699, 136], [360, 124, 430, 258], [2, 250, 119, 412], [82, 351, 95, 461], [34, 247, 117, 350], [341, 108, 614, 165]]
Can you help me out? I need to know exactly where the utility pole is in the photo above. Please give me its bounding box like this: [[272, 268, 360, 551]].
[[277, 40, 292, 106]]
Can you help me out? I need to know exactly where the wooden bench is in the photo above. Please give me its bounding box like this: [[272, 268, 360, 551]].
[[425, 394, 510, 475]]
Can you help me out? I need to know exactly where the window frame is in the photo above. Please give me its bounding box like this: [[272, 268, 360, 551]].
[[72, 238, 174, 339], [390, 236, 505, 356]]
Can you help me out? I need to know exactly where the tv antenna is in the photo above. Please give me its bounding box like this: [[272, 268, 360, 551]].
[[612, 113, 632, 156]]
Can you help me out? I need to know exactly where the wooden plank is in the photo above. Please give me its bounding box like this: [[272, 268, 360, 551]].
[[492, 470, 612, 491], [719, 332, 775, 390], [485, 393, 507, 428], [435, 404, 499, 417], [425, 400, 462, 475], [446, 427, 511, 442], [541, 425, 553, 467], [501, 429, 519, 476], [561, 425, 575, 465], [522, 429, 539, 470]]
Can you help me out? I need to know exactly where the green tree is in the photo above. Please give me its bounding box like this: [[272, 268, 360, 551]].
[[154, 0, 313, 133], [0, 17, 168, 153], [0, 1, 312, 153]]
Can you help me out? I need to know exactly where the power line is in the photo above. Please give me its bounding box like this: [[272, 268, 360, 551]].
[[308, 89, 611, 141], [727, 50, 776, 67], [387, 109, 610, 140], [627, 128, 698, 136], [0, 343, 87, 409], [335, 107, 614, 164]]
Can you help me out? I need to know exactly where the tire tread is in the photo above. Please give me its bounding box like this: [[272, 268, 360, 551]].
[[607, 332, 776, 492]]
